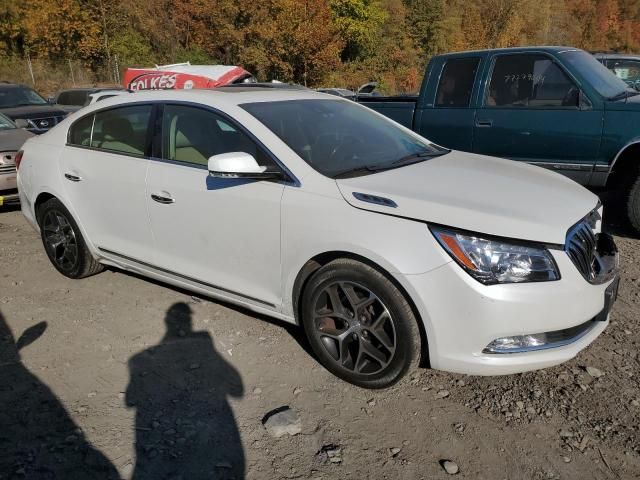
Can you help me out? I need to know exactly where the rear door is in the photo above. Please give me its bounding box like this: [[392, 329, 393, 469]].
[[60, 104, 155, 262], [473, 52, 602, 183], [414, 56, 480, 151]]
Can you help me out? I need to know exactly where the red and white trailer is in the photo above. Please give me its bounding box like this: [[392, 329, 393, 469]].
[[123, 63, 254, 91]]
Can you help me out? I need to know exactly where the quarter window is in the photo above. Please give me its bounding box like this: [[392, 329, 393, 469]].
[[68, 114, 94, 146], [487, 54, 579, 108], [435, 57, 480, 107], [161, 104, 274, 168]]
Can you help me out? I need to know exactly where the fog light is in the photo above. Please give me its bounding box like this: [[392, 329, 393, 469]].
[[483, 333, 547, 353]]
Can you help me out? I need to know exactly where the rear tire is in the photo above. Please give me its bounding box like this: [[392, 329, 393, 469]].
[[300, 258, 421, 389], [38, 198, 103, 279]]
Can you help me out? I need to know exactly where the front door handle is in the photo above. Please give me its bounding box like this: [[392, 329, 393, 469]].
[[64, 173, 82, 182], [475, 119, 493, 128], [151, 193, 175, 204]]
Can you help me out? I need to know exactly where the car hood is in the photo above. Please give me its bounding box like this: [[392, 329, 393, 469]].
[[335, 152, 599, 245], [0, 128, 34, 151], [0, 105, 67, 120]]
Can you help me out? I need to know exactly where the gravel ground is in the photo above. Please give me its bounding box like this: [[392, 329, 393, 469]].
[[1, 205, 639, 480]]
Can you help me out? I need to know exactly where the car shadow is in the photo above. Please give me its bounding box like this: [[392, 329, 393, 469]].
[[111, 268, 315, 359], [0, 310, 119, 479], [125, 302, 245, 479]]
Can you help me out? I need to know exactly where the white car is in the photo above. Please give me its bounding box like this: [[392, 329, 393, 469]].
[[16, 89, 619, 388], [85, 89, 129, 105]]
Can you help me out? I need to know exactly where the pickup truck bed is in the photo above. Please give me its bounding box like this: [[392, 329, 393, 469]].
[[358, 95, 418, 129]]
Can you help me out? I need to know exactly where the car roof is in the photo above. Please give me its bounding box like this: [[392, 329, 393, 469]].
[[435, 46, 584, 57], [85, 87, 337, 110]]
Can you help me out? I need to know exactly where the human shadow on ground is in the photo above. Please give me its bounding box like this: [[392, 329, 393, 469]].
[[0, 310, 119, 479], [125, 302, 245, 480]]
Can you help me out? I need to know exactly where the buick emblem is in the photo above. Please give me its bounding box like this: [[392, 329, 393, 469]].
[[40, 120, 49, 127]]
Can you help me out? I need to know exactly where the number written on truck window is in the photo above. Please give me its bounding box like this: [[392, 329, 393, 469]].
[[486, 54, 579, 108]]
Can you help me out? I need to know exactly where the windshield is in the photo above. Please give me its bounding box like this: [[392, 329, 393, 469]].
[[0, 86, 48, 108], [0, 113, 15, 130], [241, 99, 447, 178], [561, 50, 634, 99]]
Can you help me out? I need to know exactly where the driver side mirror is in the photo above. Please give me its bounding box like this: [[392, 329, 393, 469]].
[[208, 152, 283, 180], [14, 119, 29, 129]]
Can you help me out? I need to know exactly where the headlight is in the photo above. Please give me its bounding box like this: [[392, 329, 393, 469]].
[[430, 226, 559, 285]]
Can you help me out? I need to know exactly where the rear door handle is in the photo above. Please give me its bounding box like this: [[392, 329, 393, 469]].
[[64, 173, 82, 182], [151, 193, 175, 204], [475, 119, 493, 128]]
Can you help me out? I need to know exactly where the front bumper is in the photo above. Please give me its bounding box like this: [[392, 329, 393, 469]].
[[403, 247, 616, 376], [0, 171, 18, 205]]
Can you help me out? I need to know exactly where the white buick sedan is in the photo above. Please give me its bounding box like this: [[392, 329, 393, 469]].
[[16, 88, 619, 388]]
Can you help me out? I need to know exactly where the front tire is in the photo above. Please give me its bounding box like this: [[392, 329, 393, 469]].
[[624, 171, 640, 235], [301, 259, 421, 389], [38, 198, 103, 279]]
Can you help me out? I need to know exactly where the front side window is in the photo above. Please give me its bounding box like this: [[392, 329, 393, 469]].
[[161, 104, 274, 168], [0, 86, 48, 108], [486, 54, 579, 108], [609, 60, 640, 91], [241, 99, 447, 178], [436, 57, 480, 107]]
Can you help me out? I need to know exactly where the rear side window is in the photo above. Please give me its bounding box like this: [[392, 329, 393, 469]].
[[435, 57, 480, 107], [486, 54, 578, 108], [160, 104, 274, 168], [67, 105, 152, 155], [91, 105, 152, 155]]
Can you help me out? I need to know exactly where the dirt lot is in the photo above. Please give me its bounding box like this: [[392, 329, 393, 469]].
[[1, 205, 639, 480]]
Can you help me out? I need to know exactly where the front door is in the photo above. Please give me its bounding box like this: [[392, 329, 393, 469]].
[[60, 104, 154, 262], [473, 53, 603, 183], [145, 104, 284, 309]]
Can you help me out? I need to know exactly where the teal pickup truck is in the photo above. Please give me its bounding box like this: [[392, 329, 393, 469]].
[[358, 46, 640, 233]]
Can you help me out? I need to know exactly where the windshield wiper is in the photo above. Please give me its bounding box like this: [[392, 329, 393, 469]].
[[389, 150, 449, 167], [607, 90, 640, 101]]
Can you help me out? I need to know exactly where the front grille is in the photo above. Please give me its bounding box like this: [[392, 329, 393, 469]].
[[0, 164, 16, 175], [27, 116, 64, 131], [565, 210, 618, 284], [566, 220, 597, 280]]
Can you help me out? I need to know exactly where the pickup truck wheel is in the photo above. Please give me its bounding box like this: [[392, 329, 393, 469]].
[[301, 259, 421, 389], [38, 198, 103, 279], [624, 171, 640, 235]]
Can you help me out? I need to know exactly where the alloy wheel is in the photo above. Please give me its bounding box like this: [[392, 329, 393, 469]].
[[312, 281, 396, 375], [42, 210, 78, 271]]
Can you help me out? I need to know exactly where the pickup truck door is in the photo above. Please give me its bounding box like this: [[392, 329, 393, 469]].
[[415, 56, 481, 152], [472, 52, 602, 184]]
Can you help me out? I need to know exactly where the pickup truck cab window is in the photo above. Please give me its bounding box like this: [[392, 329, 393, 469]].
[[242, 99, 446, 179], [435, 57, 480, 107], [160, 104, 274, 168], [486, 54, 579, 108]]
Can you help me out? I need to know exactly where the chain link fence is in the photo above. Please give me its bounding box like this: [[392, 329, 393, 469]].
[[0, 56, 123, 96]]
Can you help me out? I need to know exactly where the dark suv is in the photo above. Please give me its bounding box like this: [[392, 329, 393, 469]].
[[594, 53, 640, 91], [0, 83, 67, 134]]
